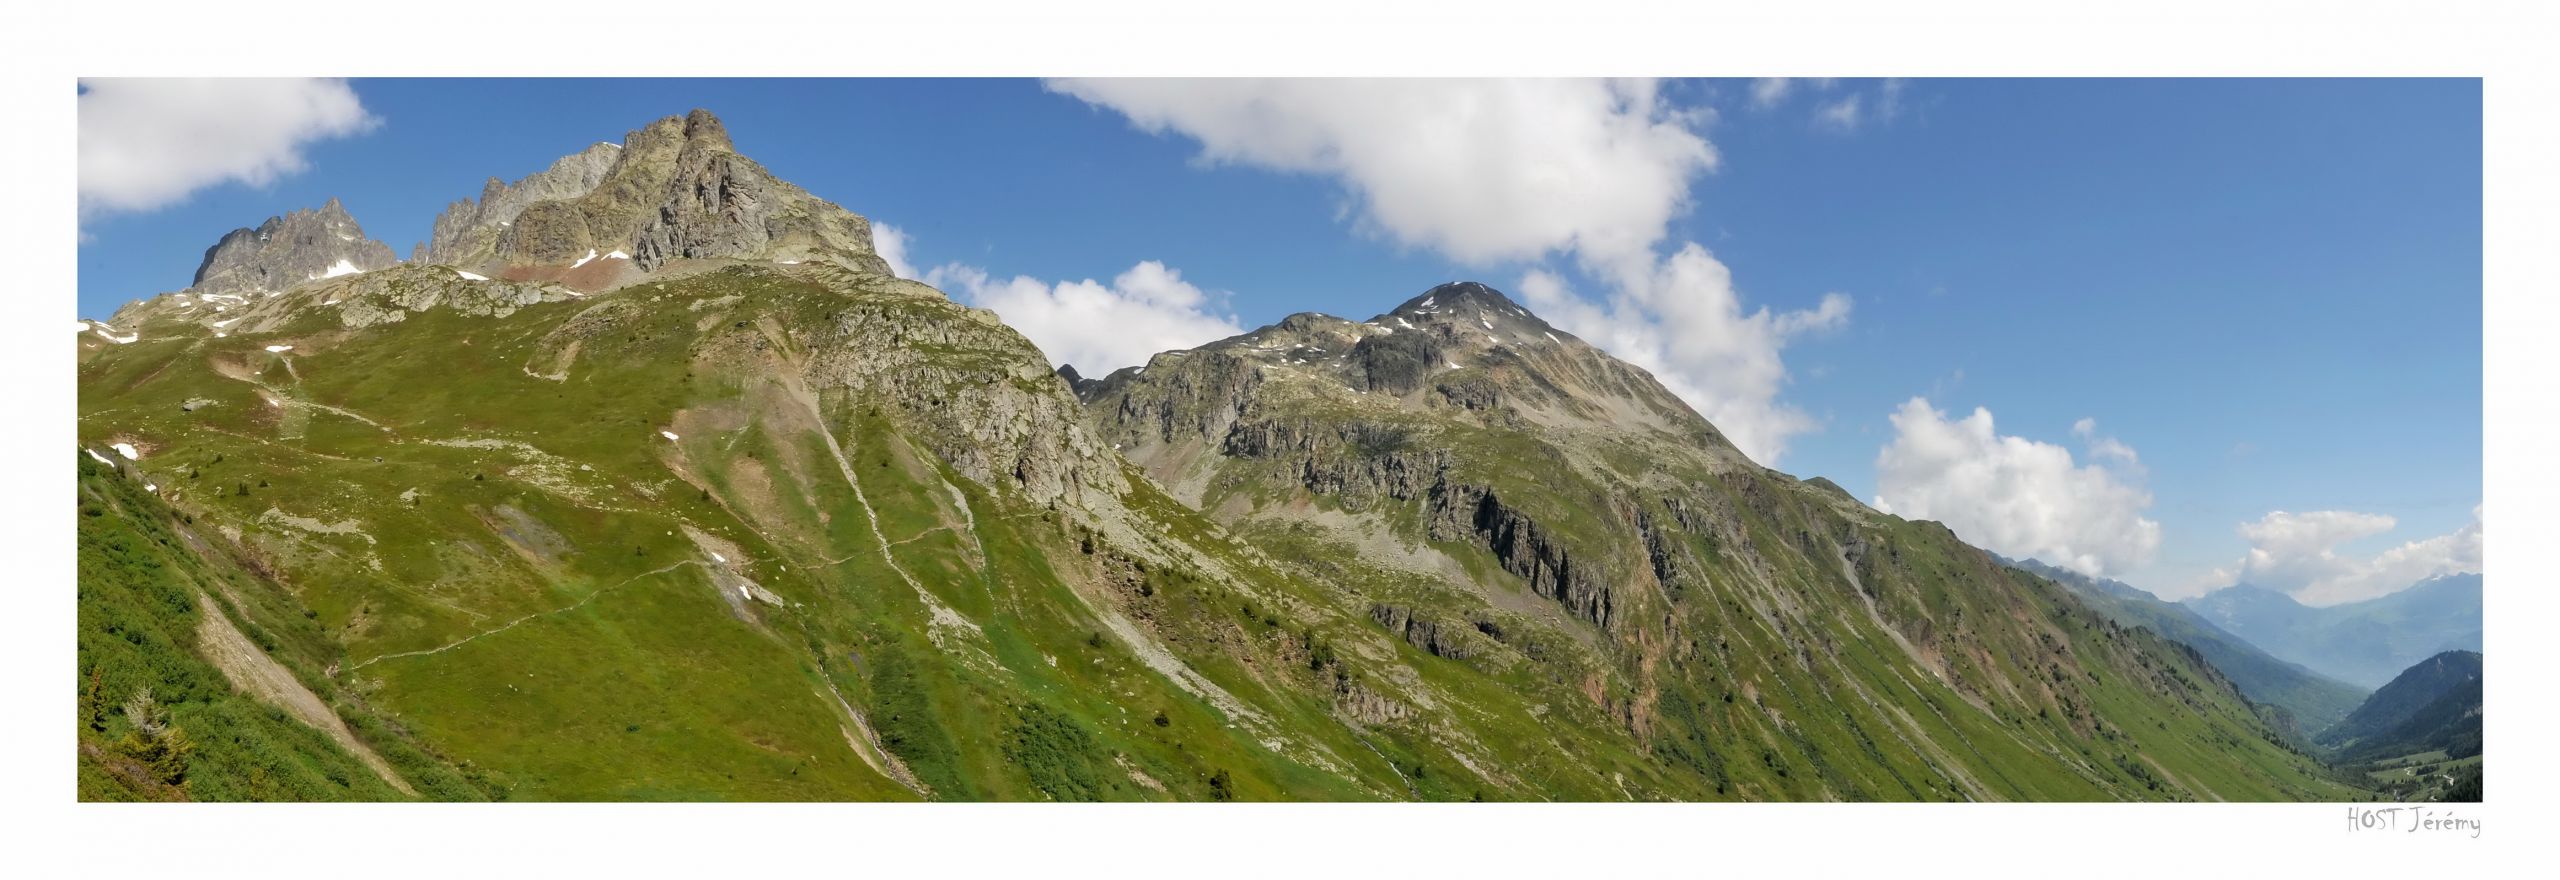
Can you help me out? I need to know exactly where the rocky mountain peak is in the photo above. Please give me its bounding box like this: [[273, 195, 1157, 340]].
[[420, 141, 622, 265], [1389, 280, 1524, 317], [682, 107, 732, 151], [187, 199, 400, 297], [418, 109, 887, 281]]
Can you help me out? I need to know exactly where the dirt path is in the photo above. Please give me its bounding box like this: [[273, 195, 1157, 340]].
[[350, 559, 703, 670], [193, 592, 417, 796]]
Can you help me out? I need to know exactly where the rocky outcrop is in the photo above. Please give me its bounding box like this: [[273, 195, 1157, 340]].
[[794, 269, 1123, 507], [187, 199, 399, 297], [1221, 417, 1445, 511], [1427, 483, 1615, 630], [1351, 330, 1442, 395], [421, 143, 621, 265], [330, 266, 573, 329], [1104, 350, 1263, 445], [426, 110, 891, 277], [1056, 365, 1105, 402], [630, 119, 883, 272], [1369, 604, 1473, 661]]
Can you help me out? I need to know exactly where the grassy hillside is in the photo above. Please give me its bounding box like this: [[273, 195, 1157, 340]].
[[78, 265, 2374, 801], [1086, 285, 2367, 802], [2009, 559, 2368, 733], [76, 452, 498, 801]]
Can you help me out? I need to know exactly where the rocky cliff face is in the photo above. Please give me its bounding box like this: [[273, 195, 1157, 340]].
[[420, 143, 622, 265], [423, 110, 889, 278], [187, 198, 400, 297]]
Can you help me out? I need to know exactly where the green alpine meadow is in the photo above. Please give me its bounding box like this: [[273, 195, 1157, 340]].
[[74, 108, 2448, 803]]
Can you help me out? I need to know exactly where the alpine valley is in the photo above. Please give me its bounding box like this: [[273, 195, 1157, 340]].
[[78, 110, 2401, 802]]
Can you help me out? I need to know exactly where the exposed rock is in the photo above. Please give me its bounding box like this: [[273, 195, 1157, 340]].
[[1056, 364, 1105, 402], [187, 198, 399, 297], [1427, 482, 1615, 630], [422, 142, 621, 266], [430, 109, 892, 278], [1369, 603, 1473, 660]]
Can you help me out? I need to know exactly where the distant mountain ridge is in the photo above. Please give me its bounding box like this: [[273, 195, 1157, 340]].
[[2184, 574, 2482, 688], [2005, 558, 2368, 733], [2317, 650, 2481, 764]]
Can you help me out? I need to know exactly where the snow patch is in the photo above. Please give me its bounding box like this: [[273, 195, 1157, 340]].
[[453, 269, 489, 281], [1545, 331, 1561, 344], [112, 443, 140, 461], [264, 345, 294, 353], [84, 448, 112, 465], [660, 430, 680, 441], [319, 259, 364, 279], [570, 249, 599, 269], [604, 250, 629, 260]]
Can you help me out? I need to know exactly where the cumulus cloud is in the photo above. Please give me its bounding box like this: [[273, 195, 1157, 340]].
[[1055, 78, 1857, 464], [1872, 398, 2162, 577], [79, 78, 377, 218], [1048, 78, 1715, 267], [2204, 507, 2483, 606], [872, 222, 916, 279], [923, 260, 1243, 374], [1518, 250, 1849, 463]]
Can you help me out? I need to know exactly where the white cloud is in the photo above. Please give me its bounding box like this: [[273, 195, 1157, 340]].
[[1813, 94, 1866, 131], [2208, 506, 2483, 606], [1872, 398, 2162, 577], [2071, 417, 2142, 469], [1749, 78, 1795, 109], [78, 78, 376, 217], [1055, 78, 1859, 465], [872, 222, 916, 279], [1810, 79, 1906, 133], [924, 260, 1243, 375], [1048, 78, 1715, 267], [1519, 249, 1849, 463]]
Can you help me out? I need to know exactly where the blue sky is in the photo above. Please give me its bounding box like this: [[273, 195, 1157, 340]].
[[74, 78, 2482, 602]]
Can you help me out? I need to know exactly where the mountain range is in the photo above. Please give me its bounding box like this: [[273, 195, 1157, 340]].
[[2004, 559, 2368, 734], [75, 109, 2380, 802], [2317, 649, 2482, 762], [2184, 574, 2482, 689]]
